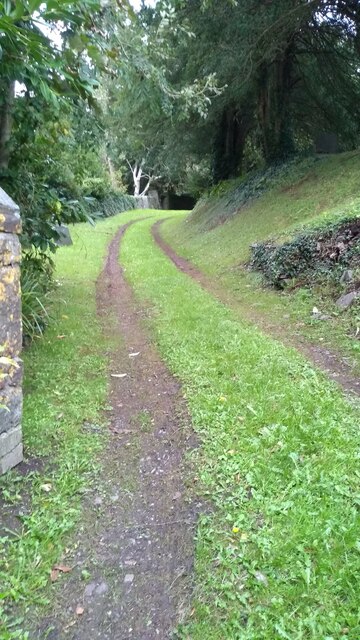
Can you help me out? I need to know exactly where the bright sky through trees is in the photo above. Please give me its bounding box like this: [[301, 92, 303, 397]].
[[131, 0, 156, 10]]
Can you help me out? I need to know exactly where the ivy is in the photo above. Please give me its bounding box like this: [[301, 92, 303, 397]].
[[250, 216, 360, 288]]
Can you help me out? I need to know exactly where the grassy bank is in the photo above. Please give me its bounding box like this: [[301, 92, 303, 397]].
[[122, 216, 360, 639], [161, 152, 360, 371]]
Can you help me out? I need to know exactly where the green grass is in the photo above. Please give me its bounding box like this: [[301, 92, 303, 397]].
[[121, 216, 360, 639], [161, 152, 360, 370], [191, 152, 360, 243], [2, 196, 360, 638], [0, 210, 156, 640]]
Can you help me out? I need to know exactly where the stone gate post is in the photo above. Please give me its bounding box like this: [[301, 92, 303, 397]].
[[0, 187, 23, 474]]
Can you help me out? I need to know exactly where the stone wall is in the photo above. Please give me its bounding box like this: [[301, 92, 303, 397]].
[[0, 187, 23, 474], [135, 190, 161, 210]]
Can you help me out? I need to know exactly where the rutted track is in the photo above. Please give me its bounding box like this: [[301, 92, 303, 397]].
[[152, 218, 360, 397], [34, 221, 199, 640]]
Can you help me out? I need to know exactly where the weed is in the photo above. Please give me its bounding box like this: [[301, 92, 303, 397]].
[[133, 409, 153, 433]]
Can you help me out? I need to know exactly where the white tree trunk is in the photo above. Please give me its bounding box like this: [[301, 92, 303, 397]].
[[132, 164, 142, 197], [126, 160, 160, 198]]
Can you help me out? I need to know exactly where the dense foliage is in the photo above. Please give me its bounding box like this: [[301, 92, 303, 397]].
[[105, 0, 360, 194], [0, 0, 136, 336]]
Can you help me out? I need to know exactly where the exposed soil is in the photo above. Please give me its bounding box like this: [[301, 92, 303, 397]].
[[32, 222, 200, 640], [152, 219, 360, 397]]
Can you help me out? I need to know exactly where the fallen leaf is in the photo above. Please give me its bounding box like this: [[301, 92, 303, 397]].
[[54, 564, 72, 573], [254, 571, 268, 585], [50, 569, 59, 582], [76, 605, 84, 616], [40, 483, 52, 493], [50, 564, 71, 582], [111, 373, 127, 378]]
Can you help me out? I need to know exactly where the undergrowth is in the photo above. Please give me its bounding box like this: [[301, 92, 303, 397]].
[[250, 212, 360, 288], [21, 252, 54, 342]]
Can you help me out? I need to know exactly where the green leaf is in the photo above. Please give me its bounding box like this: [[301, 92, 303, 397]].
[[3, 0, 12, 16], [12, 1, 27, 20], [28, 0, 43, 11]]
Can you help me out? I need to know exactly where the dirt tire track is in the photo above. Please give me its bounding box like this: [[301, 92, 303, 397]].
[[33, 222, 199, 640], [152, 218, 360, 397]]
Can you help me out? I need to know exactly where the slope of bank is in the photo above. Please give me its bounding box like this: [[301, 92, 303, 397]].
[[161, 152, 360, 377]]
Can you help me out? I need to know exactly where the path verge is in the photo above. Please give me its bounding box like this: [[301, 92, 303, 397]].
[[152, 218, 360, 397]]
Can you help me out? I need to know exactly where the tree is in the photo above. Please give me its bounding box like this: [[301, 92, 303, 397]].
[[0, 0, 107, 167], [117, 0, 360, 187], [0, 0, 138, 248]]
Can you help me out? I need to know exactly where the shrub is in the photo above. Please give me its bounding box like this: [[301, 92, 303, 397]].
[[81, 176, 111, 199], [21, 252, 54, 342], [250, 216, 360, 288]]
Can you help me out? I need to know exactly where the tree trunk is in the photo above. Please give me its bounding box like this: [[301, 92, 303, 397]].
[[106, 154, 118, 189], [133, 165, 142, 196], [212, 106, 251, 183], [0, 79, 15, 170], [140, 178, 151, 196], [257, 41, 296, 164]]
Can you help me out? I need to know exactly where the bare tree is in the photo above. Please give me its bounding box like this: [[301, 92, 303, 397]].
[[126, 159, 160, 197]]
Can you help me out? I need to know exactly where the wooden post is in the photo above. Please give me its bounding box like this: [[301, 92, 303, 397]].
[[0, 187, 23, 474]]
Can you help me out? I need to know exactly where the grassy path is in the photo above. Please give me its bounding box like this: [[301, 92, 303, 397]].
[[1, 218, 114, 639], [1, 210, 360, 639], [29, 218, 197, 639], [121, 216, 360, 639]]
